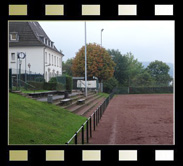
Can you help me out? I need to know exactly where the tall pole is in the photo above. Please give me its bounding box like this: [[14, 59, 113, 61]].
[[19, 59, 21, 88], [25, 53, 27, 83], [100, 29, 104, 92], [101, 29, 104, 47], [85, 21, 87, 97], [16, 53, 18, 90]]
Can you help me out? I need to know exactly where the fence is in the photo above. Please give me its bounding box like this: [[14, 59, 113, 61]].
[[11, 68, 44, 84], [129, 86, 173, 94], [66, 93, 114, 145], [112, 86, 173, 94]]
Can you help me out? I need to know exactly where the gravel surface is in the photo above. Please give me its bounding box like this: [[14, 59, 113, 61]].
[[89, 94, 173, 145]]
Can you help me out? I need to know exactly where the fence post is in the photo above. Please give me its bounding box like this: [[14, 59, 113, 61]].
[[90, 117, 92, 137], [75, 132, 77, 144], [97, 108, 99, 124], [82, 125, 84, 144], [94, 112, 96, 130], [99, 106, 101, 121], [96, 109, 97, 126], [86, 120, 89, 143], [9, 69, 12, 92]]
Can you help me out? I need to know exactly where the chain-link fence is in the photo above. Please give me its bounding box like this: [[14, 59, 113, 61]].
[[11, 68, 44, 84], [112, 86, 173, 94]]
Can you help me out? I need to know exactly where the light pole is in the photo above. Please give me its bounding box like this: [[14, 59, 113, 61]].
[[85, 21, 87, 97], [19, 59, 22, 88], [101, 28, 104, 47], [17, 52, 26, 88], [28, 63, 31, 74], [100, 28, 104, 92]]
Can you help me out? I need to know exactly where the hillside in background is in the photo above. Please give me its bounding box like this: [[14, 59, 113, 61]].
[[141, 61, 174, 78]]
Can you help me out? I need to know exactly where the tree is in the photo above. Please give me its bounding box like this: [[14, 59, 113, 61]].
[[108, 50, 155, 87], [124, 52, 146, 87], [72, 43, 115, 82], [146, 60, 172, 86], [108, 49, 129, 85], [130, 70, 155, 87], [62, 58, 73, 76], [103, 77, 119, 93]]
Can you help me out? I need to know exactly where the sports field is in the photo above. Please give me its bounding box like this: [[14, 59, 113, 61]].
[[89, 94, 173, 145]]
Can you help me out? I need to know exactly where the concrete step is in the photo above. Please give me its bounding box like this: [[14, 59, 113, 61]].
[[77, 97, 105, 116], [70, 95, 101, 113], [62, 93, 98, 109], [53, 94, 84, 105]]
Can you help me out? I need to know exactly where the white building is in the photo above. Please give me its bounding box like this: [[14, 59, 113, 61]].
[[9, 22, 64, 82]]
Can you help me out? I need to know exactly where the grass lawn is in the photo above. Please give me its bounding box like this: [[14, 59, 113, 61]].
[[98, 92, 109, 98], [9, 93, 86, 145]]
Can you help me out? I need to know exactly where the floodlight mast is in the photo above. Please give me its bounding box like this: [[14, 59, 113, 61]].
[[101, 28, 104, 47], [85, 22, 87, 97]]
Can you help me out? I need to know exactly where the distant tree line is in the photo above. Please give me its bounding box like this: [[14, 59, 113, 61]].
[[62, 43, 173, 93]]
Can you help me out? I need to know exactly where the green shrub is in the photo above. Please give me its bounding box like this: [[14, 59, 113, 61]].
[[27, 81, 44, 90], [43, 82, 57, 90], [103, 77, 118, 93], [35, 77, 45, 82], [66, 75, 73, 92], [48, 77, 57, 83], [56, 83, 65, 90], [46, 76, 72, 91]]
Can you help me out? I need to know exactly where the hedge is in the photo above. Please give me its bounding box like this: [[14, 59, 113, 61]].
[[112, 86, 173, 94], [27, 81, 65, 91], [66, 75, 73, 92], [27, 81, 44, 90], [129, 86, 173, 94]]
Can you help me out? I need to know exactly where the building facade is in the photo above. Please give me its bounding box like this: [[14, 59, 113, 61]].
[[9, 22, 64, 82]]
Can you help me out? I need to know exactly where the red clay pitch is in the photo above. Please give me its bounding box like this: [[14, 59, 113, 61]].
[[89, 94, 174, 145]]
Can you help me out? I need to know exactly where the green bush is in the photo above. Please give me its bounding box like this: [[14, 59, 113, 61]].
[[35, 77, 45, 82], [66, 75, 73, 92], [48, 77, 57, 83], [56, 83, 65, 90], [103, 77, 118, 93], [43, 82, 58, 90], [27, 81, 44, 90], [45, 76, 72, 91]]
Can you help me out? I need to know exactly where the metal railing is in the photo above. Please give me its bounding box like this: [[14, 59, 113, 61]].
[[14, 79, 37, 92], [66, 93, 114, 145]]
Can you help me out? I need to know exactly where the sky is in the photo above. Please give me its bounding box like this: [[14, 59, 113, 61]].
[[39, 21, 174, 64]]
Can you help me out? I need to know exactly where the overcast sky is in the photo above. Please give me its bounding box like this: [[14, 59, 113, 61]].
[[39, 21, 174, 64]]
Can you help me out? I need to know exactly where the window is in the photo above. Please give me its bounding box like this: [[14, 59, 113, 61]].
[[11, 53, 15, 62], [54, 56, 56, 66], [57, 57, 58, 67], [45, 38, 47, 45], [51, 42, 54, 48], [49, 54, 51, 65], [52, 55, 53, 65], [10, 33, 19, 41], [45, 52, 47, 64], [59, 58, 61, 68]]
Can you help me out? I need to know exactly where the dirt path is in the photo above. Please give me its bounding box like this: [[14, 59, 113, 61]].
[[89, 94, 173, 145]]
